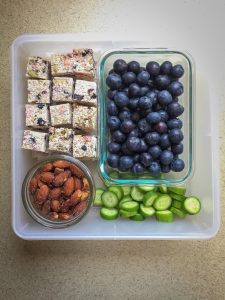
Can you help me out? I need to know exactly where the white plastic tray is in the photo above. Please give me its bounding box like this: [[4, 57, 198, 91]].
[[11, 33, 220, 240]]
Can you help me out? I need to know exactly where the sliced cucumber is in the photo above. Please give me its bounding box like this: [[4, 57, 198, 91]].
[[137, 185, 156, 192], [121, 201, 139, 212], [153, 194, 172, 211], [131, 186, 144, 202], [184, 197, 201, 215], [130, 213, 145, 221], [119, 195, 133, 208], [120, 172, 135, 179], [120, 209, 137, 218], [143, 191, 158, 207], [101, 191, 119, 208], [170, 207, 186, 218], [108, 186, 123, 200], [156, 210, 174, 222], [121, 186, 131, 196], [140, 204, 155, 217], [158, 184, 168, 193], [109, 171, 119, 179], [169, 192, 186, 202], [100, 207, 119, 220], [168, 186, 186, 195], [93, 188, 105, 206], [172, 199, 183, 209]]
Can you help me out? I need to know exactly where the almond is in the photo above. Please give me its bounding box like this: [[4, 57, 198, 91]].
[[29, 178, 38, 195], [37, 179, 45, 188], [41, 162, 53, 172], [52, 170, 71, 187], [53, 160, 71, 169], [40, 172, 55, 183], [73, 201, 87, 215], [69, 164, 84, 178], [80, 191, 89, 201], [70, 189, 82, 205], [59, 199, 71, 212], [63, 177, 75, 197], [74, 177, 82, 190], [48, 212, 59, 220], [49, 187, 61, 200], [54, 167, 64, 175], [58, 213, 71, 220], [42, 200, 51, 214], [35, 185, 49, 203], [82, 178, 90, 191], [50, 200, 61, 212]]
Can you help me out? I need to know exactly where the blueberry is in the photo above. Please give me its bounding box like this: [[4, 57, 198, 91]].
[[167, 102, 184, 118], [157, 90, 173, 106], [155, 75, 170, 90], [148, 145, 162, 159], [160, 150, 174, 165], [147, 80, 155, 89], [139, 152, 153, 167], [120, 119, 135, 133], [139, 139, 148, 152], [122, 72, 136, 86], [106, 73, 122, 90], [171, 143, 184, 155], [128, 98, 139, 110], [128, 127, 142, 138], [126, 136, 141, 152], [118, 156, 134, 171], [168, 128, 184, 144], [136, 71, 150, 86], [158, 110, 169, 122], [160, 61, 172, 75], [107, 153, 119, 168], [107, 100, 118, 116], [131, 111, 141, 123], [171, 64, 184, 78], [128, 83, 141, 97], [167, 118, 183, 129], [114, 92, 129, 108], [113, 59, 127, 74], [138, 118, 151, 133], [108, 142, 121, 154], [145, 132, 160, 145], [161, 164, 171, 173], [146, 91, 158, 106], [127, 61, 140, 74], [121, 142, 133, 155], [153, 121, 168, 134], [159, 133, 171, 149], [148, 162, 161, 176], [171, 158, 185, 172], [107, 116, 121, 131], [112, 130, 126, 143], [146, 112, 161, 124], [139, 85, 150, 96], [123, 87, 129, 96], [119, 110, 131, 121], [109, 69, 115, 74], [133, 154, 140, 163], [139, 108, 152, 118], [107, 89, 117, 100], [168, 81, 184, 96], [138, 96, 153, 110], [132, 163, 145, 174], [146, 61, 160, 77]]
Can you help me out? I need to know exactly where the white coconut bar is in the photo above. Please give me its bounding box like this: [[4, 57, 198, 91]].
[[52, 77, 74, 102], [22, 130, 48, 153], [27, 79, 51, 104], [50, 103, 72, 126], [73, 104, 96, 132], [49, 127, 73, 154], [73, 80, 97, 106], [73, 135, 97, 159], [25, 104, 50, 128], [26, 56, 50, 79]]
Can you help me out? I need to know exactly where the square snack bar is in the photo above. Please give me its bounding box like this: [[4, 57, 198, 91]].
[[51, 48, 95, 80], [74, 80, 97, 106], [52, 77, 74, 102], [27, 79, 51, 104], [22, 130, 48, 153], [49, 127, 73, 154], [26, 56, 50, 79], [73, 104, 97, 132], [73, 135, 97, 159], [50, 103, 72, 126], [25, 104, 50, 128]]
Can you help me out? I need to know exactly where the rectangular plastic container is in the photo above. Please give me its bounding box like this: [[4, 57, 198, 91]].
[[98, 49, 193, 185], [11, 34, 220, 240]]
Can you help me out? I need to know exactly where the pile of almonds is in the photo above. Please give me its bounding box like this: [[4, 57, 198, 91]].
[[29, 160, 90, 221]]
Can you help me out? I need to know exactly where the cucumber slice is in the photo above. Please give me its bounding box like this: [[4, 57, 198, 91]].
[[153, 194, 172, 211], [184, 197, 201, 215], [121, 201, 139, 212], [143, 191, 158, 207], [131, 186, 144, 201], [156, 210, 174, 222], [168, 186, 186, 195], [158, 184, 168, 193], [108, 186, 123, 200], [100, 207, 119, 220], [121, 186, 131, 196], [101, 191, 119, 208], [120, 209, 137, 218], [130, 213, 145, 221], [120, 172, 135, 179], [170, 207, 186, 218], [140, 204, 155, 217], [172, 199, 183, 209], [169, 192, 186, 202], [109, 171, 119, 179], [137, 185, 156, 192], [119, 196, 133, 208], [93, 188, 105, 206]]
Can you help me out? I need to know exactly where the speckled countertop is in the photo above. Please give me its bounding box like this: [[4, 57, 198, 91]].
[[1, 0, 225, 299]]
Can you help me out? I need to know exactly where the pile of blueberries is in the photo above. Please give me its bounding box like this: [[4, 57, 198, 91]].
[[106, 58, 185, 175]]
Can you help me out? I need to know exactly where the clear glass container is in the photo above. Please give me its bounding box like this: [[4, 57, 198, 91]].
[[22, 154, 95, 228], [98, 48, 194, 185]]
